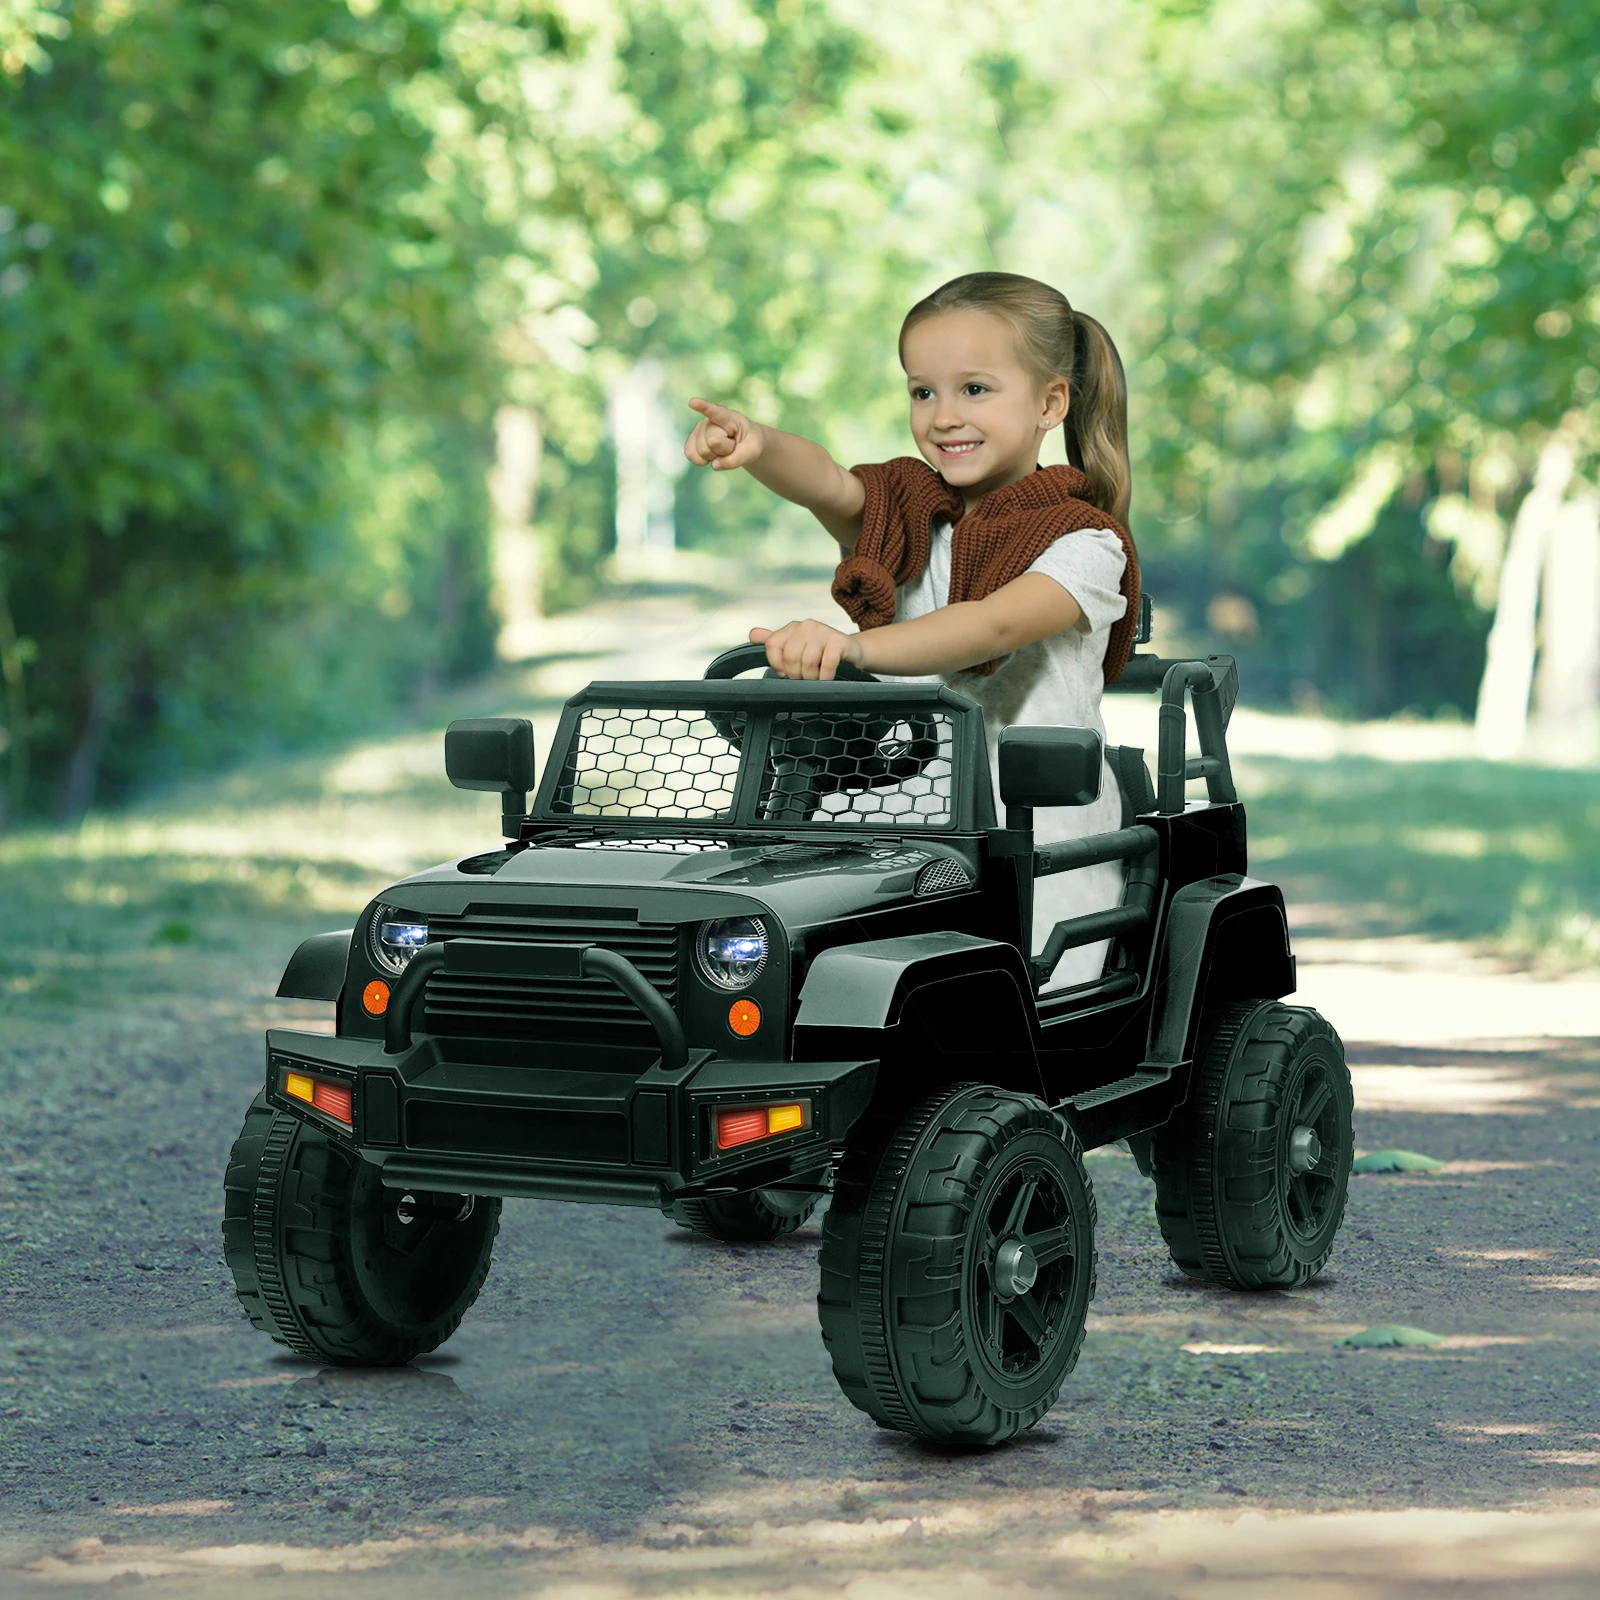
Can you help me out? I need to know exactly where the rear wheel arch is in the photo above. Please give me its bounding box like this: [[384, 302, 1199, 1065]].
[[1143, 877, 1295, 1086]]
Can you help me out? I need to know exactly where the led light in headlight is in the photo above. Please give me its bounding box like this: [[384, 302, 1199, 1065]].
[[369, 905, 428, 974], [695, 916, 768, 991]]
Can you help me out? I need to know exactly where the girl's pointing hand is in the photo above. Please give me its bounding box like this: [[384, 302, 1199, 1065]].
[[685, 398, 765, 471], [750, 620, 865, 681]]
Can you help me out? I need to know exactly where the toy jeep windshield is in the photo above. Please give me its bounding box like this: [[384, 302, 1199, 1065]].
[[224, 630, 1353, 1447]]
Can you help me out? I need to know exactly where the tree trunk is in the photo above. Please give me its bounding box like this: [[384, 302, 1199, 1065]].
[[1531, 484, 1600, 763], [1474, 431, 1576, 759], [64, 674, 115, 823], [490, 404, 543, 660], [0, 574, 27, 828]]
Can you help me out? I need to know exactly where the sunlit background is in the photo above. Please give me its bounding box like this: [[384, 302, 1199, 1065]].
[[0, 0, 1597, 969]]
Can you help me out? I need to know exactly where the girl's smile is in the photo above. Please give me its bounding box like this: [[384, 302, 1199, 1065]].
[[902, 309, 1069, 510]]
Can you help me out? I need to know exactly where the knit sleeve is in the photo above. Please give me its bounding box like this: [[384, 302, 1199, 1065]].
[[834, 457, 950, 629]]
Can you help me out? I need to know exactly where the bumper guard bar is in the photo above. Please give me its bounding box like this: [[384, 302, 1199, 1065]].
[[383, 938, 688, 1073]]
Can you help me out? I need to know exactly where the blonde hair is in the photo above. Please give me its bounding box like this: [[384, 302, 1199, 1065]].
[[899, 271, 1132, 526]]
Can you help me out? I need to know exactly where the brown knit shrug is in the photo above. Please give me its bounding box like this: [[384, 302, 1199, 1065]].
[[831, 458, 1141, 680]]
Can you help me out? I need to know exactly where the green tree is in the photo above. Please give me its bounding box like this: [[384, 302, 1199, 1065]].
[[0, 0, 518, 815]]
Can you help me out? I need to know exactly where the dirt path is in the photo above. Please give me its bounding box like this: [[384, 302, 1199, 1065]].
[[3, 578, 1599, 1597]]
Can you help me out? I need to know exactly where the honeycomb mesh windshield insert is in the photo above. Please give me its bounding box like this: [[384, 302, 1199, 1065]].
[[543, 701, 960, 827], [549, 709, 745, 820], [760, 710, 955, 826]]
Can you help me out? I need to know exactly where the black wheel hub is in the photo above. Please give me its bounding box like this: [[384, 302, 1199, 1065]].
[[381, 1189, 473, 1255], [1279, 1053, 1344, 1245], [969, 1157, 1080, 1383]]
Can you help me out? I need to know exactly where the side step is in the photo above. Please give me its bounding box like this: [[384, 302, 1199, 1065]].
[[1065, 1069, 1171, 1111]]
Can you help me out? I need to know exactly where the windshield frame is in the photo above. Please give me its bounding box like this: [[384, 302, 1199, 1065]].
[[528, 679, 993, 834]]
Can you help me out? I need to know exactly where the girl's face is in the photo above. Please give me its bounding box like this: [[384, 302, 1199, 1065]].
[[901, 310, 1069, 501]]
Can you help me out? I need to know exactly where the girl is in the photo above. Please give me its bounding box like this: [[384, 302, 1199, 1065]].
[[682, 271, 1140, 989]]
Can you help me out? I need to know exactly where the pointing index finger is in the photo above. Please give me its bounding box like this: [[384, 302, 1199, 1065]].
[[689, 397, 733, 427]]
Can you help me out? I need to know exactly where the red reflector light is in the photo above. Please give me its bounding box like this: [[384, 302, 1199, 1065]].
[[363, 980, 390, 1015], [311, 1080, 353, 1124], [715, 1108, 770, 1150]]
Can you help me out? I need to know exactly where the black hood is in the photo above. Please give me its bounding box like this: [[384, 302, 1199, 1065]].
[[377, 834, 977, 935]]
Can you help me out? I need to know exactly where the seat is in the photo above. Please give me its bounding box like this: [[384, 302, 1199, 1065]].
[[1103, 743, 1156, 827]]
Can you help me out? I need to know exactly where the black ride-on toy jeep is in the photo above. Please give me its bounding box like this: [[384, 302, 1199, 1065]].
[[224, 621, 1353, 1447]]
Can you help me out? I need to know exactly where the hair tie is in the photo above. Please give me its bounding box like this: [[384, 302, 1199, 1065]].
[[1068, 308, 1089, 388], [1064, 311, 1087, 470]]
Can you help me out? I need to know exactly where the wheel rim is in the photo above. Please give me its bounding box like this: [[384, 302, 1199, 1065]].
[[1280, 1049, 1345, 1245], [966, 1154, 1082, 1386], [349, 1169, 494, 1331]]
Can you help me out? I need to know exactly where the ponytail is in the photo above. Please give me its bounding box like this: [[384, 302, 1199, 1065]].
[[1064, 310, 1131, 526], [900, 272, 1133, 525]]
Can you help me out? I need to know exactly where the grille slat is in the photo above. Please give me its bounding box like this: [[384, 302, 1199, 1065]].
[[419, 915, 680, 1044]]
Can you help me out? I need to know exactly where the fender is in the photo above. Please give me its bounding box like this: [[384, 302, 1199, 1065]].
[[794, 932, 1043, 1098], [1141, 875, 1293, 1078], [276, 929, 355, 1003]]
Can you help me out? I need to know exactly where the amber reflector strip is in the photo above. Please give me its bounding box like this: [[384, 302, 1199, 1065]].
[[362, 979, 390, 1015], [766, 1103, 804, 1135], [312, 1080, 354, 1125], [727, 998, 761, 1037], [285, 1072, 314, 1106], [715, 1107, 769, 1150]]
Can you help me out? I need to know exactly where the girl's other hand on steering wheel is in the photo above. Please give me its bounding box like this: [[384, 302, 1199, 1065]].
[[749, 621, 864, 681], [685, 398, 764, 471]]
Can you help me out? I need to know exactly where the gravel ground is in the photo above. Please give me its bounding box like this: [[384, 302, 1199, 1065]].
[[2, 943, 1598, 1598], [2, 577, 1599, 1597]]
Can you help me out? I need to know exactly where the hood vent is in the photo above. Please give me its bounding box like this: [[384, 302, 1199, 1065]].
[[914, 858, 973, 896]]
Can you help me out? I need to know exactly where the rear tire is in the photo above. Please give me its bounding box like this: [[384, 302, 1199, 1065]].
[[222, 1093, 500, 1364], [818, 1084, 1096, 1446], [1151, 1000, 1352, 1289], [670, 1169, 828, 1241]]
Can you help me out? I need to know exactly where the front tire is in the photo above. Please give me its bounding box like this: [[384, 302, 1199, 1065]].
[[818, 1084, 1097, 1447], [1151, 1000, 1353, 1289], [222, 1093, 500, 1364]]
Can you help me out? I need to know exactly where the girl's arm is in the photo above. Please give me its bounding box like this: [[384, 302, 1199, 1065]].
[[685, 398, 865, 551], [752, 572, 1084, 680]]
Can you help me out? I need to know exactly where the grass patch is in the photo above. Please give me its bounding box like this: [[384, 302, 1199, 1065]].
[[0, 719, 515, 1013], [1241, 755, 1600, 966]]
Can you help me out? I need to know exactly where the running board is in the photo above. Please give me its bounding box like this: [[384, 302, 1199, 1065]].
[[1066, 1067, 1178, 1111]]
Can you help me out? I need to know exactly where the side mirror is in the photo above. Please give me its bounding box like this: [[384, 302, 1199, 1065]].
[[998, 725, 1103, 830], [445, 717, 536, 837]]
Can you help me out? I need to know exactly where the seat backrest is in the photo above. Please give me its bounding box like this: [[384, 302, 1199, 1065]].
[[1104, 744, 1156, 829]]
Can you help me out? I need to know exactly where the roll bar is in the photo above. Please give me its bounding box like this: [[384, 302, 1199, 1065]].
[[1108, 653, 1238, 815]]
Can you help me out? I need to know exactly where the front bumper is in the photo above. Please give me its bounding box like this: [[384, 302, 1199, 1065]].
[[264, 1028, 876, 1207]]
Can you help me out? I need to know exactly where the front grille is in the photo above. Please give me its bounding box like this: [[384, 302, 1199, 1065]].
[[422, 911, 680, 1044]]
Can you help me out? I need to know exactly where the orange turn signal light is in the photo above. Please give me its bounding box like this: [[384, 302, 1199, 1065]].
[[284, 1069, 353, 1126], [727, 998, 761, 1037], [714, 1100, 810, 1151], [362, 979, 390, 1015]]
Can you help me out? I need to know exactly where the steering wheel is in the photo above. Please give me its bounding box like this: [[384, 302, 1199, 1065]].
[[700, 647, 943, 820], [701, 642, 880, 683]]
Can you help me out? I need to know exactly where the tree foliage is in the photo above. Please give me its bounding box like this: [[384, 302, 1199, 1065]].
[[4, 0, 1595, 817], [0, 0, 516, 814]]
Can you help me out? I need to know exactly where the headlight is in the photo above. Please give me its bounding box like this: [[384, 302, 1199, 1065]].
[[695, 916, 768, 991], [369, 905, 428, 974]]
